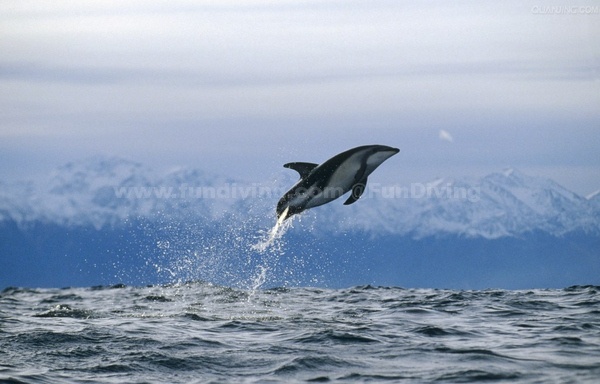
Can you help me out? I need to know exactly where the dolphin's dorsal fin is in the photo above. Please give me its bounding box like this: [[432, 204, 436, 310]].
[[344, 176, 368, 205], [283, 162, 318, 179]]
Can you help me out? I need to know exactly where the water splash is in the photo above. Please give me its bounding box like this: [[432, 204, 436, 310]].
[[251, 210, 295, 253], [145, 205, 303, 291], [249, 265, 268, 298]]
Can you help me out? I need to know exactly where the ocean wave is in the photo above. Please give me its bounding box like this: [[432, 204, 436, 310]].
[[1, 283, 599, 383]]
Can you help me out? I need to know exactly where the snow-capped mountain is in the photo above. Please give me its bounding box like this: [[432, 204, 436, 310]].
[[588, 189, 600, 207], [2, 156, 599, 290], [320, 167, 600, 238], [0, 156, 267, 229], [1, 157, 156, 228], [1, 157, 599, 239]]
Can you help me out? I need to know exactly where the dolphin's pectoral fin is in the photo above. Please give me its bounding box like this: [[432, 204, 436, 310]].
[[344, 177, 368, 205], [283, 162, 319, 179]]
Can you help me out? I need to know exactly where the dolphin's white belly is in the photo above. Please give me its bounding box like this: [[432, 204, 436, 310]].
[[303, 152, 364, 209], [327, 152, 364, 189]]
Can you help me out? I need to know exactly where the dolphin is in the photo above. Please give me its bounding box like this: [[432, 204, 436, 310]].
[[276, 145, 400, 221]]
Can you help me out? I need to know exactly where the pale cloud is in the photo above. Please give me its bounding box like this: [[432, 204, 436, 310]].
[[0, 0, 598, 195], [439, 130, 454, 143]]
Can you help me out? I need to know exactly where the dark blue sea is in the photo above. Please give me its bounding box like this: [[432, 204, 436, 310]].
[[1, 283, 599, 383]]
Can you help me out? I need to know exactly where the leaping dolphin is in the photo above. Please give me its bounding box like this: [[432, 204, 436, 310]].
[[276, 145, 400, 221]]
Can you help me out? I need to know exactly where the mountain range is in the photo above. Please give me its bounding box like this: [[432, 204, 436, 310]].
[[2, 156, 599, 237], [1, 156, 599, 289]]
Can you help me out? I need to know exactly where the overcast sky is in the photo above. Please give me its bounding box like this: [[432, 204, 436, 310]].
[[1, 0, 599, 195]]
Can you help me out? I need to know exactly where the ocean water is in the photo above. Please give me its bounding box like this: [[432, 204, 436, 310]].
[[1, 283, 599, 383]]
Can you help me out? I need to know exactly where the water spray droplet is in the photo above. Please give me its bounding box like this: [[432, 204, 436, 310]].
[[251, 214, 295, 253]]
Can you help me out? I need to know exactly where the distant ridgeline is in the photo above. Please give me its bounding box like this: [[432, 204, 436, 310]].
[[1, 156, 599, 289]]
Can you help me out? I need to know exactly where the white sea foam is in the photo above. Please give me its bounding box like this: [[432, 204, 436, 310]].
[[251, 211, 295, 253]]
